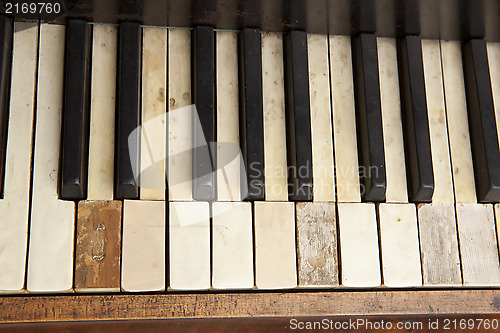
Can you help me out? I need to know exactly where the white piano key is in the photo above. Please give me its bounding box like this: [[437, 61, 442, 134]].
[[168, 28, 193, 201], [421, 40, 454, 204], [87, 24, 117, 201], [254, 202, 296, 289], [212, 202, 253, 289], [440, 40, 477, 204], [307, 34, 335, 202], [418, 204, 461, 286], [296, 202, 338, 287], [377, 38, 408, 203], [140, 27, 167, 200], [456, 204, 500, 286], [329, 35, 360, 203], [378, 203, 422, 287], [169, 202, 210, 290], [487, 42, 500, 147], [338, 203, 381, 287], [0, 22, 38, 292], [216, 31, 241, 201], [27, 24, 76, 292], [262, 32, 288, 201], [121, 200, 165, 291]]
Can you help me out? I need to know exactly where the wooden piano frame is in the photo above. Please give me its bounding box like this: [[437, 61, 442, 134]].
[[1, 0, 500, 329]]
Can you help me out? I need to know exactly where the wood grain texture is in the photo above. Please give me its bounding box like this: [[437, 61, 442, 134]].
[[3, 315, 500, 333], [75, 201, 122, 292], [456, 204, 500, 286], [417, 204, 461, 286], [296, 202, 338, 287], [1, 290, 500, 323]]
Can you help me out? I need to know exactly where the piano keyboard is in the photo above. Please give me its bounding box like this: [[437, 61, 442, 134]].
[[0, 18, 500, 294]]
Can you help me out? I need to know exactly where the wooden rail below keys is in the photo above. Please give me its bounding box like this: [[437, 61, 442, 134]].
[[0, 290, 499, 323]]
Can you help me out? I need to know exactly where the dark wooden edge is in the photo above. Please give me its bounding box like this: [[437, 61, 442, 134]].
[[2, 0, 500, 42], [0, 289, 499, 323]]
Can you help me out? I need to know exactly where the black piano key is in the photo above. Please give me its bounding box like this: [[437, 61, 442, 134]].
[[192, 26, 216, 201], [239, 28, 265, 200], [115, 22, 141, 199], [397, 35, 434, 202], [284, 30, 313, 201], [352, 33, 386, 202], [60, 19, 91, 200], [0, 16, 11, 198], [462, 39, 500, 202]]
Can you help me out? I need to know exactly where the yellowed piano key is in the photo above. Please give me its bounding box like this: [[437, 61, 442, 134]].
[[0, 22, 38, 292], [456, 204, 500, 286], [422, 40, 454, 204], [27, 24, 76, 293], [169, 202, 211, 290], [338, 203, 381, 287], [255, 202, 296, 289], [75, 201, 122, 292], [121, 200, 165, 292], [87, 24, 117, 201], [212, 202, 253, 289], [440, 40, 476, 204], [377, 37, 408, 203], [487, 42, 500, 147], [216, 31, 241, 201], [140, 27, 167, 200], [296, 202, 338, 287], [262, 32, 288, 201], [308, 34, 335, 202], [418, 204, 461, 286], [168, 28, 193, 201], [378, 203, 422, 287], [329, 35, 360, 203]]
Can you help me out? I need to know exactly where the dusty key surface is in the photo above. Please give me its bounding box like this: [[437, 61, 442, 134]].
[[418, 204, 461, 286], [330, 36, 360, 203], [121, 200, 165, 292], [296, 202, 338, 287], [255, 202, 296, 289], [216, 31, 241, 201], [168, 28, 193, 201], [441, 41, 476, 204], [378, 203, 422, 287], [456, 204, 500, 286], [308, 34, 335, 202], [377, 38, 408, 203], [262, 33, 288, 201], [140, 27, 167, 200], [87, 24, 117, 200], [75, 201, 122, 292], [422, 40, 454, 204]]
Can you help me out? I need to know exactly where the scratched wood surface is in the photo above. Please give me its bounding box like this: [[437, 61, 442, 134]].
[[0, 290, 499, 323], [75, 201, 122, 292], [296, 202, 338, 287]]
